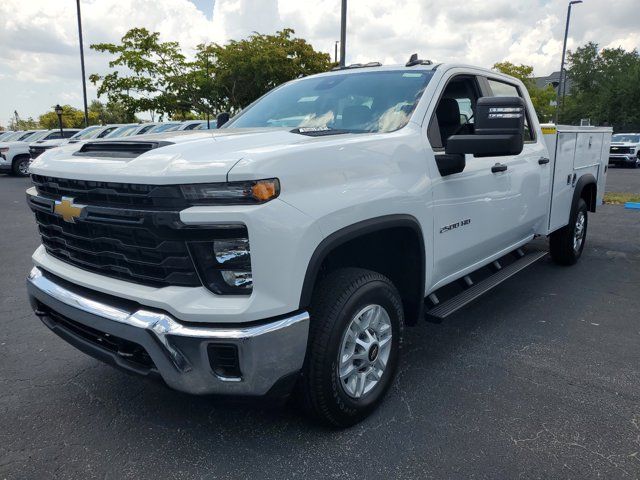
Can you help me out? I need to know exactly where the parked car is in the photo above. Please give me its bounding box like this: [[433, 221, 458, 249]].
[[103, 124, 141, 139], [26, 60, 611, 426], [609, 133, 640, 168], [67, 124, 130, 143], [0, 129, 51, 176], [67, 125, 104, 142], [146, 121, 182, 134], [29, 129, 81, 159]]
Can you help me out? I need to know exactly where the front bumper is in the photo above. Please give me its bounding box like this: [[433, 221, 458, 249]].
[[0, 155, 10, 171], [27, 267, 310, 396], [609, 154, 637, 165]]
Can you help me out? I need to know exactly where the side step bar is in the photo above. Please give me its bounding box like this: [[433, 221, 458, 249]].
[[426, 251, 548, 321]]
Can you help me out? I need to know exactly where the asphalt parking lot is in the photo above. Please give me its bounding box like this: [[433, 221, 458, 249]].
[[1, 169, 639, 479]]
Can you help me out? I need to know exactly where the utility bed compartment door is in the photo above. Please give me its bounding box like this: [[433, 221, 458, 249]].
[[548, 132, 577, 232]]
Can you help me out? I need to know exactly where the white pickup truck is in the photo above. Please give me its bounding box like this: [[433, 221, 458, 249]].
[[26, 59, 611, 426]]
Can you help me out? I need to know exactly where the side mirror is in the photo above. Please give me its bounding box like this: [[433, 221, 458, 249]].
[[445, 96, 525, 157], [216, 112, 230, 128]]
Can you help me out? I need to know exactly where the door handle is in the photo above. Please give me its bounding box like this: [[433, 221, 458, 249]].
[[491, 163, 508, 173], [538, 157, 550, 165]]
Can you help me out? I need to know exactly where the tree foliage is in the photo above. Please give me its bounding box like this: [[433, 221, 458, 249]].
[[89, 28, 333, 119], [39, 105, 99, 129], [205, 29, 333, 112], [560, 42, 640, 131], [492, 61, 556, 122], [8, 117, 39, 130], [89, 100, 139, 124], [90, 28, 190, 120]]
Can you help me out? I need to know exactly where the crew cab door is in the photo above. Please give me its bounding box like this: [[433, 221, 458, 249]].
[[484, 77, 550, 239], [426, 72, 539, 290]]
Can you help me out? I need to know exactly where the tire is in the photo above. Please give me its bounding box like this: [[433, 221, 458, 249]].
[[12, 156, 30, 177], [550, 198, 588, 265], [298, 267, 403, 427]]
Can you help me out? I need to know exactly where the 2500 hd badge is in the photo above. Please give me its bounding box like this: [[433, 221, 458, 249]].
[[440, 218, 471, 234]]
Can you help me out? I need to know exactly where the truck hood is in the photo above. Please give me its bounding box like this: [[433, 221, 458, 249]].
[[32, 138, 67, 148], [0, 140, 29, 150], [28, 128, 348, 184]]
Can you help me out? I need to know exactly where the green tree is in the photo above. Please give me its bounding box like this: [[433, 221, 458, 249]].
[[38, 105, 99, 129], [561, 42, 640, 131], [206, 29, 333, 112], [492, 61, 556, 122], [89, 27, 334, 119], [89, 100, 138, 124], [89, 28, 191, 119], [8, 116, 39, 130]]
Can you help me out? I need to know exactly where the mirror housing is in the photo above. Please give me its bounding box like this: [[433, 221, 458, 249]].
[[445, 96, 525, 157], [217, 112, 230, 128]]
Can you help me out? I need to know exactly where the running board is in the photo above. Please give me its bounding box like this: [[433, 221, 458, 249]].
[[426, 251, 548, 321]]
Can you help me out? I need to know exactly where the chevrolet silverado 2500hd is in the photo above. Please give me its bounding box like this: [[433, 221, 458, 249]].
[[609, 133, 640, 168], [26, 59, 611, 426]]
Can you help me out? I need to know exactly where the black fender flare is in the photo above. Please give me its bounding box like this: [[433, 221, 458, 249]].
[[571, 173, 597, 213], [298, 214, 426, 310]]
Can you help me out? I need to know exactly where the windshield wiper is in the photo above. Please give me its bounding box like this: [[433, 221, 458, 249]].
[[290, 127, 351, 137]]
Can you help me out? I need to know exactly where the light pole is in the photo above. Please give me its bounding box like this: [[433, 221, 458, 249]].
[[76, 0, 89, 127], [555, 0, 582, 124], [334, 41, 339, 64], [54, 104, 64, 137], [339, 0, 347, 67]]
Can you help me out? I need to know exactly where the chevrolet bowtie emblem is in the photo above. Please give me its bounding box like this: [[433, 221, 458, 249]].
[[53, 197, 85, 223]]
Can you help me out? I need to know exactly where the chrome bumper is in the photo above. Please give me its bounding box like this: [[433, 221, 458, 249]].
[[27, 267, 310, 396]]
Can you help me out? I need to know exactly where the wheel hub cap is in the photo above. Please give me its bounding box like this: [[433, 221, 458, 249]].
[[337, 304, 392, 399]]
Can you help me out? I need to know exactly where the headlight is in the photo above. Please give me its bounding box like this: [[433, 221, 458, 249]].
[[0, 147, 8, 154], [181, 179, 280, 205], [188, 233, 253, 295]]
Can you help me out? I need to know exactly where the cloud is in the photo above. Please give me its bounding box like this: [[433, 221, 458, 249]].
[[0, 0, 639, 127]]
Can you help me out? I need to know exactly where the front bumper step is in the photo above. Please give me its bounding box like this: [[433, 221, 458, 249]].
[[27, 267, 310, 396]]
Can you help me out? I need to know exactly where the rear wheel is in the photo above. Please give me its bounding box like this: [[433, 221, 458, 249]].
[[12, 156, 30, 177], [298, 268, 403, 427], [550, 198, 588, 265]]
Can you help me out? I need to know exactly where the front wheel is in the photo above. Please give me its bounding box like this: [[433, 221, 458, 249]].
[[550, 198, 588, 265], [12, 156, 30, 177], [298, 268, 403, 427]]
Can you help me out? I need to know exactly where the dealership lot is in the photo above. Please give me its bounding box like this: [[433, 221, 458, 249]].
[[1, 169, 639, 479]]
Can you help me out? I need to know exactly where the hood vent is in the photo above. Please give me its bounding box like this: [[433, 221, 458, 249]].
[[74, 141, 173, 159]]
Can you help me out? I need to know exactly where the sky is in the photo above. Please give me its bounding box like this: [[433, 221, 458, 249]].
[[0, 0, 639, 128]]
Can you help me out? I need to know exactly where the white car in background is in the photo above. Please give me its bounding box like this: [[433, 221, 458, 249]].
[[0, 131, 16, 141], [29, 129, 81, 159], [0, 130, 65, 176], [107, 122, 160, 138], [68, 124, 130, 144], [145, 122, 182, 134], [102, 124, 140, 139], [609, 133, 640, 168]]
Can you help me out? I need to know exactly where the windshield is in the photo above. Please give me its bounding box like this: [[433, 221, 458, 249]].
[[227, 70, 434, 133], [2, 132, 21, 141], [24, 131, 50, 142], [16, 131, 40, 141], [612, 134, 640, 143], [183, 122, 205, 130], [105, 125, 139, 138], [70, 126, 101, 140], [149, 123, 181, 133]]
